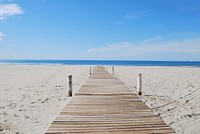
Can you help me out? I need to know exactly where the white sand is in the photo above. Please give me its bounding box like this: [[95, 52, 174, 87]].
[[0, 65, 89, 134], [1, 65, 200, 134], [107, 66, 200, 134]]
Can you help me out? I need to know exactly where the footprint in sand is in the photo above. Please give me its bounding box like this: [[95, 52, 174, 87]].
[[13, 114, 19, 117], [19, 109, 27, 112], [22, 94, 26, 98], [24, 115, 30, 119], [41, 98, 50, 103], [7, 103, 17, 109], [31, 101, 36, 104], [0, 106, 5, 109], [0, 124, 3, 132]]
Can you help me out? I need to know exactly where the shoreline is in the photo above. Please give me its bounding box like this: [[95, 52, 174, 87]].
[[0, 60, 200, 67], [1, 63, 200, 68]]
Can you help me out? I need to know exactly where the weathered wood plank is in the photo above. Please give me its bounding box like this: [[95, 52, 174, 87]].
[[45, 66, 174, 134]]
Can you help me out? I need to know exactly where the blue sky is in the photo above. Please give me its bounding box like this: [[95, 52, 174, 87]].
[[0, 0, 200, 61]]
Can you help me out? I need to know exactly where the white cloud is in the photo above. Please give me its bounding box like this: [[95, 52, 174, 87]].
[[116, 11, 148, 25], [0, 0, 14, 2], [0, 32, 5, 41], [88, 42, 132, 53], [88, 36, 164, 53], [124, 11, 147, 20], [139, 36, 163, 44], [87, 37, 200, 60], [0, 4, 23, 20]]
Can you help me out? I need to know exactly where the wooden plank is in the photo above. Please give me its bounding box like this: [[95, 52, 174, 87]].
[[45, 66, 174, 134]]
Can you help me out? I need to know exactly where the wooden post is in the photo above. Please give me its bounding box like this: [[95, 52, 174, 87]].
[[137, 74, 142, 95], [68, 75, 72, 97], [112, 66, 114, 75], [90, 66, 92, 75]]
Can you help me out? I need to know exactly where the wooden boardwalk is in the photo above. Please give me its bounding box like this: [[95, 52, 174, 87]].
[[46, 66, 174, 134]]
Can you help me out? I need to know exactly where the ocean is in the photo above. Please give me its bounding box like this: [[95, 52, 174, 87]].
[[0, 60, 200, 67]]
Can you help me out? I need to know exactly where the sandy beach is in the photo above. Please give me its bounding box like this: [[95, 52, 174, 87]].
[[0, 65, 200, 134], [111, 66, 200, 134], [0, 65, 89, 134]]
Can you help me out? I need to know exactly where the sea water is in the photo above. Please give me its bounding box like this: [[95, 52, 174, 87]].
[[0, 60, 200, 67]]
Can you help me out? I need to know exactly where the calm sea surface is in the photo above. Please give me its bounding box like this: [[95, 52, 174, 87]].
[[0, 60, 200, 67]]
